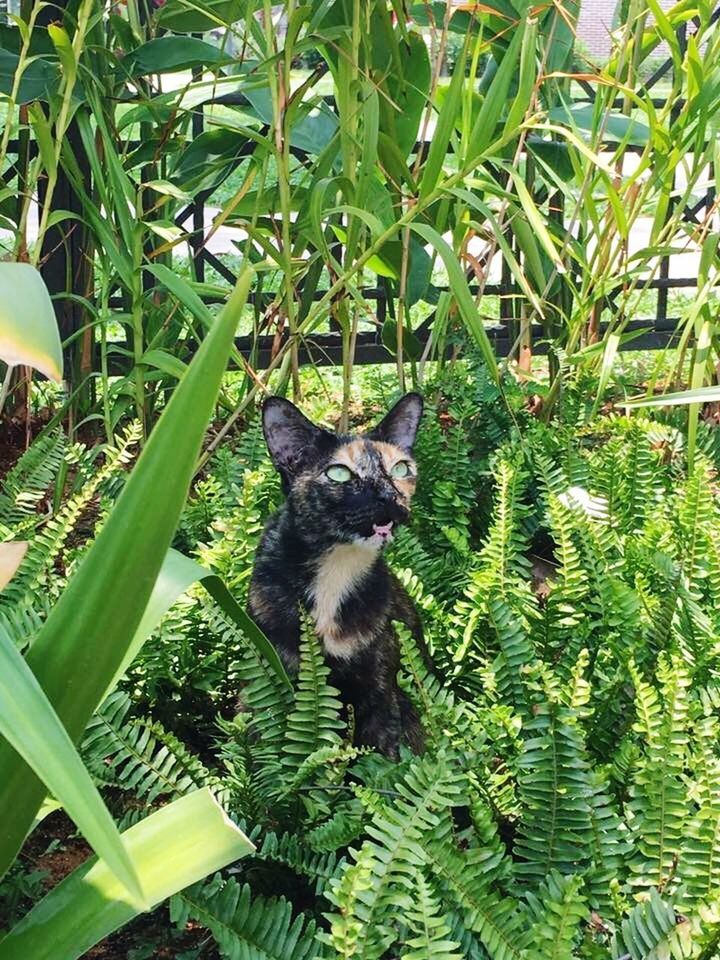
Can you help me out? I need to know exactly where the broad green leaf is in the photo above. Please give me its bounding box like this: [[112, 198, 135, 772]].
[[382, 30, 431, 158], [0, 541, 27, 592], [409, 223, 499, 382], [106, 547, 290, 698], [0, 626, 143, 904], [156, 0, 245, 32], [0, 50, 59, 103], [0, 264, 63, 381], [381, 319, 424, 360], [0, 267, 254, 878], [548, 104, 650, 145], [330, 226, 398, 279], [0, 788, 254, 960], [118, 36, 233, 77]]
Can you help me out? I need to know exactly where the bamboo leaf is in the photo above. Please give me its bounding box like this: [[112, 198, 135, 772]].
[[409, 223, 499, 382], [419, 40, 467, 201], [623, 385, 720, 408], [467, 21, 525, 159]]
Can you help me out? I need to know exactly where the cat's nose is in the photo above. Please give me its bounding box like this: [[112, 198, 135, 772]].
[[375, 495, 407, 527]]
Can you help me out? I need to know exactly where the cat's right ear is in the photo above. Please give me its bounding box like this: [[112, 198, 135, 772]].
[[261, 397, 327, 484]]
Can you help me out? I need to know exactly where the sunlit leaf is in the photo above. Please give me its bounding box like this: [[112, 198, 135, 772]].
[[0, 264, 63, 382]]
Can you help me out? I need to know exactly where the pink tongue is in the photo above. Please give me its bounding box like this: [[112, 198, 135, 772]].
[[373, 521, 394, 538]]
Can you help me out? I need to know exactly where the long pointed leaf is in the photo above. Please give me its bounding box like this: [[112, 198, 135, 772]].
[[106, 547, 290, 697], [0, 267, 254, 878], [0, 788, 254, 960], [0, 626, 143, 904], [410, 222, 499, 381]]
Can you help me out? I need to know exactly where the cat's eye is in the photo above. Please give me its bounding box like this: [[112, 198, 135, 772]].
[[391, 460, 411, 479], [326, 464, 353, 483]]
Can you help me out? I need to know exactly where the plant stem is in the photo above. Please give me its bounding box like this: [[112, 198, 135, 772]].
[[0, 365, 16, 419]]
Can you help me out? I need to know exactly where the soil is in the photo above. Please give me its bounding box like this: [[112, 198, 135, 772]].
[[17, 811, 220, 959]]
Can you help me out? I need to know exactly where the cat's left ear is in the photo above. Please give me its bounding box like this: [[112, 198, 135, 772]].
[[368, 392, 423, 452]]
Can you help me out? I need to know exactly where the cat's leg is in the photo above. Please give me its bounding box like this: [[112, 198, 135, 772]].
[[336, 632, 424, 759], [247, 579, 301, 674]]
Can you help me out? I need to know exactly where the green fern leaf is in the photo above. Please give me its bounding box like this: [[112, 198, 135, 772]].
[[172, 875, 320, 960], [400, 873, 464, 960]]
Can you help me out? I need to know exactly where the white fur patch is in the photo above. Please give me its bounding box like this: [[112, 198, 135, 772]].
[[322, 631, 374, 660], [309, 542, 377, 652]]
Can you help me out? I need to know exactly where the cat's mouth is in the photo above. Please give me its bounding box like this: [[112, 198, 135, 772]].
[[354, 520, 396, 549], [372, 521, 394, 541]]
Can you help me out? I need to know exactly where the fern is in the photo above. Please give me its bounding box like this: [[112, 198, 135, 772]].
[[82, 691, 213, 804], [257, 831, 344, 895], [281, 626, 345, 778], [611, 889, 693, 960], [628, 656, 691, 893], [0, 428, 65, 526], [0, 424, 140, 609], [172, 875, 320, 960], [680, 714, 720, 904], [399, 873, 464, 960], [428, 839, 526, 960], [326, 754, 464, 960], [514, 703, 594, 883], [523, 870, 587, 960]]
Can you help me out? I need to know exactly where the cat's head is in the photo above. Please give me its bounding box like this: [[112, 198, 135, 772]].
[[261, 393, 423, 550]]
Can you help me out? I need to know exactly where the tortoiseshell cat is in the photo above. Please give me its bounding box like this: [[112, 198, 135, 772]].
[[248, 393, 425, 758]]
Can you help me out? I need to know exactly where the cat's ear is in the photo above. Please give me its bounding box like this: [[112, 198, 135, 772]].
[[368, 392, 423, 452], [262, 397, 328, 481]]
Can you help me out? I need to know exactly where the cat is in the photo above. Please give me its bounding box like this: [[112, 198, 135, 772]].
[[248, 392, 426, 758]]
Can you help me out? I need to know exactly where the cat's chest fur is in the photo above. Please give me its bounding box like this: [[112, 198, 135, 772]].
[[308, 543, 379, 659]]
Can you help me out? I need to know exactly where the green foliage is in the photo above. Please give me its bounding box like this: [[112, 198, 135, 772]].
[[12, 382, 720, 959], [171, 875, 319, 960]]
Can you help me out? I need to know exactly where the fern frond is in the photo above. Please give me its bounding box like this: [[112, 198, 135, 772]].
[[326, 755, 464, 960], [628, 657, 691, 892], [258, 831, 344, 895], [0, 425, 140, 609], [82, 691, 212, 804], [679, 714, 720, 904], [612, 889, 693, 960], [0, 429, 65, 527], [306, 801, 365, 852], [282, 626, 345, 775], [428, 839, 526, 960], [523, 870, 586, 960], [172, 875, 320, 960], [514, 704, 594, 882], [400, 873, 463, 960]]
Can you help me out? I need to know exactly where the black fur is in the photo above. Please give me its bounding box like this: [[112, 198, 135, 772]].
[[248, 394, 425, 758]]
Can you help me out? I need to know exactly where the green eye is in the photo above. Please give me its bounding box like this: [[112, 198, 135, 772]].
[[391, 460, 411, 479], [326, 464, 353, 483]]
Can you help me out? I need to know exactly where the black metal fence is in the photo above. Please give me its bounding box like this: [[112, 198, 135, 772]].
[[8, 9, 720, 372]]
